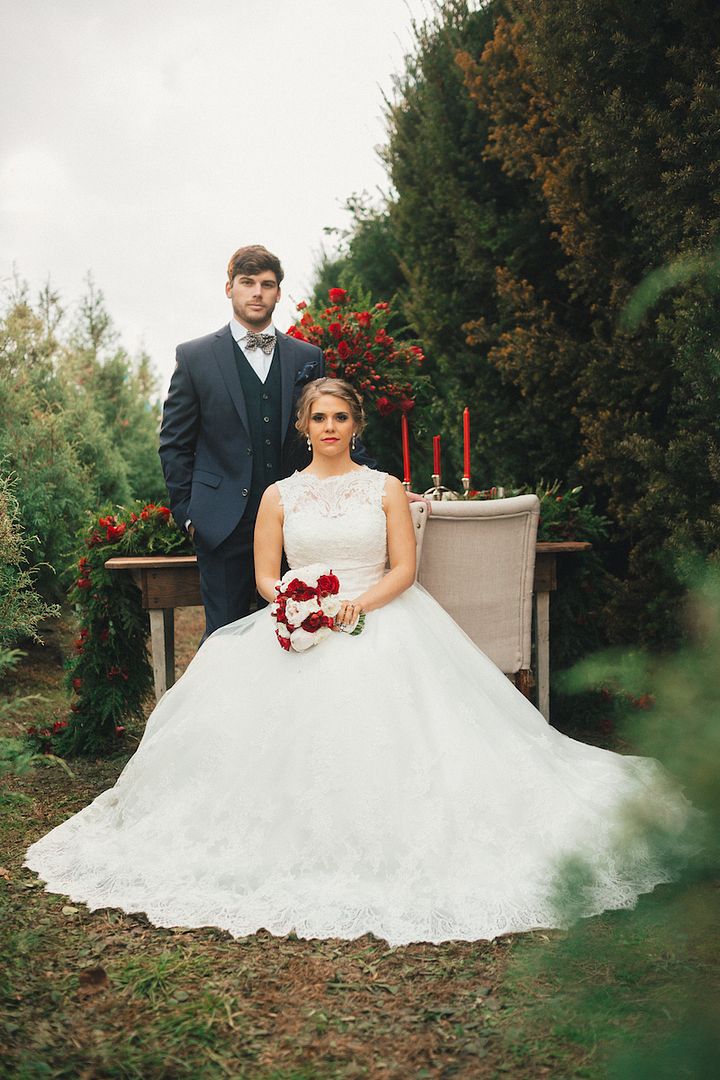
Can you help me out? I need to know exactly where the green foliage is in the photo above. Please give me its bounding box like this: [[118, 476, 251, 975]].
[[507, 564, 720, 1077], [316, 0, 720, 655], [311, 194, 406, 312], [0, 276, 165, 597], [456, 0, 720, 646], [43, 500, 192, 757], [0, 471, 59, 650]]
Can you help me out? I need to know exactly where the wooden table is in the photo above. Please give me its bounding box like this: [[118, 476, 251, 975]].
[[106, 541, 591, 716]]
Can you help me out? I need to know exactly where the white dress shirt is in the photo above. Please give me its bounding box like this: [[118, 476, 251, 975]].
[[230, 318, 276, 383]]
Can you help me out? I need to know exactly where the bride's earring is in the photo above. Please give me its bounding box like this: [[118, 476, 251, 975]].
[[351, 432, 357, 451], [306, 435, 312, 451]]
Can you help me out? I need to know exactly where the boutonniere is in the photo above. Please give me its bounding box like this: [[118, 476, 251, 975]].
[[294, 360, 319, 386]]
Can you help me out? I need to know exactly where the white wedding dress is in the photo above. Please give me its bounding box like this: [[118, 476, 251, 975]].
[[25, 468, 697, 946]]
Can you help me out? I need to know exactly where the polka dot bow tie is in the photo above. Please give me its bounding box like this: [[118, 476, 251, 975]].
[[244, 330, 276, 354]]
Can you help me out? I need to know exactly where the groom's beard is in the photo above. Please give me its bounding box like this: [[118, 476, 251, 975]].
[[234, 299, 277, 329]]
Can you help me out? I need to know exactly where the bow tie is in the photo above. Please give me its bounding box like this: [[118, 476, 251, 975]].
[[244, 330, 276, 354]]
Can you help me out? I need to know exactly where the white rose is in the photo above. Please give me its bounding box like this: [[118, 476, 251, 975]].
[[289, 627, 317, 652], [320, 596, 341, 618]]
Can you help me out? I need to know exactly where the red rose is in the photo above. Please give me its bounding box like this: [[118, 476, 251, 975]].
[[328, 288, 348, 304], [277, 631, 291, 651], [296, 300, 308, 311], [130, 512, 139, 523], [285, 579, 317, 602], [301, 611, 325, 633], [115, 725, 126, 737], [316, 573, 340, 597], [106, 522, 126, 542], [53, 720, 68, 733], [328, 322, 342, 339], [77, 577, 92, 590], [27, 726, 37, 736], [357, 311, 372, 328], [374, 301, 389, 310], [399, 398, 415, 414], [286, 325, 307, 341], [337, 340, 351, 360], [376, 397, 396, 417], [72, 677, 82, 691]]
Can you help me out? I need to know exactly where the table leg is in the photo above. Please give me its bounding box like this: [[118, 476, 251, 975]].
[[149, 608, 175, 702], [535, 590, 550, 722]]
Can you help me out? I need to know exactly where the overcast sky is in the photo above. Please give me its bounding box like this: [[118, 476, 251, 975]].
[[0, 0, 431, 393]]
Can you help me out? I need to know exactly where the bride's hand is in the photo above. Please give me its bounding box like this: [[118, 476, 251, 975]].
[[334, 600, 363, 631]]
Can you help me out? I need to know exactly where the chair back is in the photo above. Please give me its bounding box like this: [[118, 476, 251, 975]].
[[416, 495, 540, 673]]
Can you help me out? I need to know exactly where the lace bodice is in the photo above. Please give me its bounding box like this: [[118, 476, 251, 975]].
[[277, 468, 388, 594]]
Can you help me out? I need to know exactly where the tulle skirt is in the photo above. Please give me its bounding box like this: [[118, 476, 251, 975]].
[[24, 584, 698, 946]]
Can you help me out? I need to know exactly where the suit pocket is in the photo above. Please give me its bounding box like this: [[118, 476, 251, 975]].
[[294, 360, 319, 386], [192, 469, 222, 488]]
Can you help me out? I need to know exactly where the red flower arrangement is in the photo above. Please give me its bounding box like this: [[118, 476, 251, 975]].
[[286, 289, 425, 417], [29, 498, 192, 757]]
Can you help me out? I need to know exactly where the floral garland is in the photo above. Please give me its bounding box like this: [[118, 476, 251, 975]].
[[27, 502, 191, 757], [286, 288, 426, 416]]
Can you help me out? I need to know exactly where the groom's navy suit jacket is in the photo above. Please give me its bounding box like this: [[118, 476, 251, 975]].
[[159, 324, 373, 552]]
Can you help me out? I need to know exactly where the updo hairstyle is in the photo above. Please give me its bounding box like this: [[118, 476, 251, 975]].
[[295, 378, 366, 438]]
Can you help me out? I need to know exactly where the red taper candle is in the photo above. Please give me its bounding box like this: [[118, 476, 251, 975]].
[[433, 435, 441, 476], [463, 407, 471, 479], [401, 414, 412, 484]]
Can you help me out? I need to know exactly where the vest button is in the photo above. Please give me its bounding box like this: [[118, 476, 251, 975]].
[[262, 393, 269, 400], [246, 448, 252, 455], [263, 416, 270, 423], [242, 488, 249, 497], [265, 463, 272, 470], [265, 438, 271, 445]]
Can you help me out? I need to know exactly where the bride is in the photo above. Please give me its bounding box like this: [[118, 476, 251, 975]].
[[25, 379, 697, 947]]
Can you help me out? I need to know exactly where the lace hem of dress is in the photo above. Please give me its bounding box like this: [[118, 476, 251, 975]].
[[24, 843, 681, 948]]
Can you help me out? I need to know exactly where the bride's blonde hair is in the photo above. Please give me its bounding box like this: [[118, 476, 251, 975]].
[[295, 378, 366, 437]]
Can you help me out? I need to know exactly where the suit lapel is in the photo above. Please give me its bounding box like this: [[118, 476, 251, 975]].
[[211, 325, 250, 437], [277, 331, 298, 444]]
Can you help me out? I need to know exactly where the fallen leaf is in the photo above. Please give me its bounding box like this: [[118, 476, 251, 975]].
[[0, 867, 11, 881], [78, 966, 109, 997], [62, 905, 80, 916]]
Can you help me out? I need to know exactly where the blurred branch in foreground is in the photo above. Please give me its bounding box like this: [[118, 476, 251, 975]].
[[505, 563, 720, 1078]]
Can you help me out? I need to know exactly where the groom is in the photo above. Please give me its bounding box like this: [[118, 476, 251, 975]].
[[159, 244, 375, 637]]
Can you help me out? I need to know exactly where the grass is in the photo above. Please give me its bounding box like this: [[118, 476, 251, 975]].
[[1, 609, 717, 1078]]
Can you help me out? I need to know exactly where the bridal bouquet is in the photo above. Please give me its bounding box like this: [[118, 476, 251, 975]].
[[271, 565, 364, 652]]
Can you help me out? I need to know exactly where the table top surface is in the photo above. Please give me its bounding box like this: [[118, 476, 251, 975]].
[[105, 540, 591, 572]]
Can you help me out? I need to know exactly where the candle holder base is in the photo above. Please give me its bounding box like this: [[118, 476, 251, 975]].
[[461, 477, 471, 499], [424, 475, 460, 501], [402, 480, 412, 493]]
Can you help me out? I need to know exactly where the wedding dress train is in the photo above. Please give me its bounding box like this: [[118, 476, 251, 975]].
[[25, 468, 697, 946]]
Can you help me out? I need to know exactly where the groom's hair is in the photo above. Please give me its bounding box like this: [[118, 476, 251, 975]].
[[227, 245, 284, 285]]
